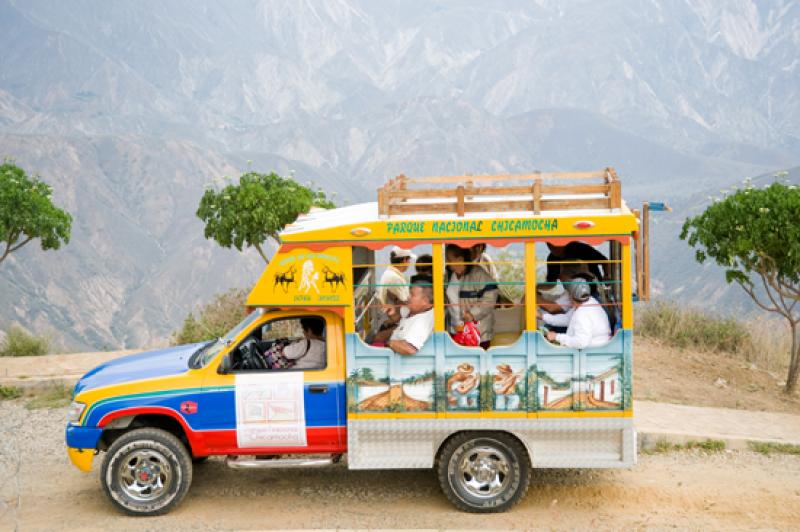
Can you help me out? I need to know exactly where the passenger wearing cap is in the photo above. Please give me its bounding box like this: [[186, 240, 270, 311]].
[[539, 273, 611, 349], [378, 246, 416, 320], [536, 263, 588, 333]]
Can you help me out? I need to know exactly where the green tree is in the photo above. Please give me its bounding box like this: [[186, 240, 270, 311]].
[[0, 161, 72, 266], [172, 288, 248, 345], [680, 179, 800, 393], [196, 171, 334, 264]]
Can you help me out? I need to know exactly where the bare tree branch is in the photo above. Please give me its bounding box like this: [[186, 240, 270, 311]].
[[252, 242, 269, 265], [738, 278, 780, 314], [7, 235, 33, 254]]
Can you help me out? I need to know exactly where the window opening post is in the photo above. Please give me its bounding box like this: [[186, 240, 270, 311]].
[[432, 244, 445, 332], [524, 241, 537, 331], [622, 240, 633, 329], [345, 302, 356, 334]]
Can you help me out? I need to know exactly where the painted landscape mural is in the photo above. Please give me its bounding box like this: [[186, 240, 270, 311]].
[[347, 332, 629, 414]]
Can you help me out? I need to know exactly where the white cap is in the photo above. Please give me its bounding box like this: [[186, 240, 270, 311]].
[[390, 246, 417, 260]]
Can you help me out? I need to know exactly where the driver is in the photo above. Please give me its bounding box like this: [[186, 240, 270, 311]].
[[281, 317, 326, 369]]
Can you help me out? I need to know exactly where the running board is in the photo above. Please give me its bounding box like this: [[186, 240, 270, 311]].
[[225, 455, 340, 469]]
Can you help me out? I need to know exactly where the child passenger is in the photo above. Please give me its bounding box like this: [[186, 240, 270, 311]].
[[540, 274, 611, 349]]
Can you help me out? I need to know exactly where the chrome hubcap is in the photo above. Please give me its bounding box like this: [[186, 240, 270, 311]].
[[118, 449, 172, 501], [455, 444, 510, 498]]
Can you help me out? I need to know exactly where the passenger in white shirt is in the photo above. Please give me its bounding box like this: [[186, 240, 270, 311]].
[[540, 274, 611, 349], [282, 317, 326, 369], [385, 284, 434, 355]]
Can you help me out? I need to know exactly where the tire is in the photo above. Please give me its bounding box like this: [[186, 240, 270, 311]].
[[100, 428, 193, 516], [436, 432, 531, 513]]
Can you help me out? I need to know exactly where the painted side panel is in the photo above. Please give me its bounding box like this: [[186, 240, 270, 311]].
[[83, 383, 347, 455], [346, 331, 630, 416]]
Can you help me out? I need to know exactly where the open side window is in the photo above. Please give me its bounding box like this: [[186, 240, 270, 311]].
[[352, 243, 433, 351], [225, 315, 328, 372], [536, 238, 622, 342]]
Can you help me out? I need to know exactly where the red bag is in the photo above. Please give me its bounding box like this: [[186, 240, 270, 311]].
[[453, 321, 481, 347]]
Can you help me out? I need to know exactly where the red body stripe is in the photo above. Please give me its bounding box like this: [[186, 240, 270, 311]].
[[97, 407, 347, 456]]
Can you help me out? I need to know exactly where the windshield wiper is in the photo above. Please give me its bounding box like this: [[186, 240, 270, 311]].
[[188, 340, 216, 369]]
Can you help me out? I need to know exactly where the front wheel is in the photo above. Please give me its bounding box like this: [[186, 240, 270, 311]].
[[436, 432, 531, 513], [100, 428, 193, 516]]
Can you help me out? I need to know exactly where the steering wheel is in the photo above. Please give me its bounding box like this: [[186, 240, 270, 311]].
[[239, 340, 267, 370]]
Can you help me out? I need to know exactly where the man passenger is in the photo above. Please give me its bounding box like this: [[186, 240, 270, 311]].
[[378, 246, 415, 321], [378, 283, 435, 355], [540, 274, 611, 349]]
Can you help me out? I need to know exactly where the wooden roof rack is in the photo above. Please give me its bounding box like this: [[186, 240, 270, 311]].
[[377, 168, 622, 217]]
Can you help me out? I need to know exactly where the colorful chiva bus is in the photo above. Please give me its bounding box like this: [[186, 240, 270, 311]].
[[66, 169, 653, 515]]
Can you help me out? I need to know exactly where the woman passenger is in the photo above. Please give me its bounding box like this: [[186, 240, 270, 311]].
[[445, 244, 498, 349]]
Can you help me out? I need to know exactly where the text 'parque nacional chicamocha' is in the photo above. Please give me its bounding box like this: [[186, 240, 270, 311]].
[[386, 218, 559, 235]]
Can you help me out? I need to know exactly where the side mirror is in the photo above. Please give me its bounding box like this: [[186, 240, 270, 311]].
[[218, 353, 232, 374]]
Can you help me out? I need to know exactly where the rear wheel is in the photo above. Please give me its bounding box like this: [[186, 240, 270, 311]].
[[100, 428, 192, 516], [436, 432, 530, 513]]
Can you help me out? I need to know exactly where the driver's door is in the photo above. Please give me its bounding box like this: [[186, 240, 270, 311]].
[[195, 311, 345, 455]]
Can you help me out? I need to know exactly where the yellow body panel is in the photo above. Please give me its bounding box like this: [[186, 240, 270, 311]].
[[247, 246, 352, 308], [68, 447, 94, 472]]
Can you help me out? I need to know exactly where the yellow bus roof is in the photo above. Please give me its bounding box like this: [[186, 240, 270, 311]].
[[280, 200, 637, 246]]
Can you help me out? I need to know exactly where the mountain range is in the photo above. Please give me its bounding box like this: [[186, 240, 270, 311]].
[[1, 0, 798, 350]]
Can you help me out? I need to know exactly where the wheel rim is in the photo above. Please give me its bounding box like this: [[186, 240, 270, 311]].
[[453, 442, 511, 499], [117, 449, 173, 502]]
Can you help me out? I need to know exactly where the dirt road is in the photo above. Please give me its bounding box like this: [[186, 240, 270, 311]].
[[1, 401, 799, 531]]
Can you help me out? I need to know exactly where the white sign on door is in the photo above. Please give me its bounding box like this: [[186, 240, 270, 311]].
[[235, 372, 307, 448]]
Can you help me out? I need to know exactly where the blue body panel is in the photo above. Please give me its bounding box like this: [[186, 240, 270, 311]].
[[74, 343, 203, 394], [83, 382, 346, 431], [65, 425, 103, 449]]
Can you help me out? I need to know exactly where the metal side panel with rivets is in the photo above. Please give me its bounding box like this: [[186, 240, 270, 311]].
[[347, 417, 635, 469]]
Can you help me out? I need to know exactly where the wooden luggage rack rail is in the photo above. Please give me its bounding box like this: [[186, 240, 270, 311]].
[[377, 167, 622, 217]]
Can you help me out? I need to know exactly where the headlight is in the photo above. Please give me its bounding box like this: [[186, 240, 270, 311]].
[[67, 401, 86, 425]]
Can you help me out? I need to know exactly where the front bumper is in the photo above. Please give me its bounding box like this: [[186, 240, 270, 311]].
[[65, 425, 103, 472], [67, 447, 95, 472]]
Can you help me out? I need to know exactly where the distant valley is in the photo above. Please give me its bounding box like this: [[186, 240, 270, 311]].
[[1, 0, 798, 350]]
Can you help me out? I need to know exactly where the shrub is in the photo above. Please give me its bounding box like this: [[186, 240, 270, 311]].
[[637, 301, 751, 355], [749, 441, 800, 456], [172, 288, 249, 345], [25, 383, 72, 410], [0, 385, 23, 400], [0, 326, 49, 356]]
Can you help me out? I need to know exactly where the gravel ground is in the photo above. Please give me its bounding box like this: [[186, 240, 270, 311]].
[[1, 400, 799, 531]]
